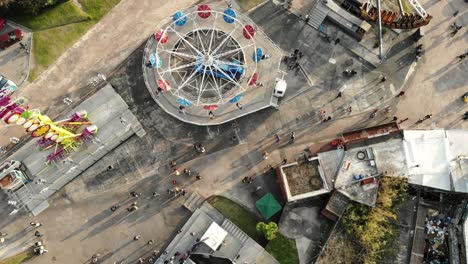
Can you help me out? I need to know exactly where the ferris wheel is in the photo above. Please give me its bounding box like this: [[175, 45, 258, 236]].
[[150, 5, 264, 108]]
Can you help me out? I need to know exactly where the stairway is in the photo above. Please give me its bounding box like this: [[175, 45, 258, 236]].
[[308, 3, 329, 29], [221, 219, 249, 245], [183, 192, 205, 212]]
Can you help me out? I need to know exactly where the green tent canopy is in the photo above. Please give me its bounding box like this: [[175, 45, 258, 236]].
[[255, 193, 282, 220]]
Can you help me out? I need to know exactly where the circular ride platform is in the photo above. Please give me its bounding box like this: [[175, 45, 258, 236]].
[[143, 4, 283, 126]]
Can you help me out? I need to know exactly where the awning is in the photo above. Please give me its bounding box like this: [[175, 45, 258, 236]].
[[201, 222, 228, 251], [255, 193, 282, 220]]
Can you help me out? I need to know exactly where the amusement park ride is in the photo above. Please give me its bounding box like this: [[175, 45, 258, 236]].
[[149, 4, 266, 109], [0, 79, 97, 164], [361, 0, 432, 29], [0, 78, 98, 213]]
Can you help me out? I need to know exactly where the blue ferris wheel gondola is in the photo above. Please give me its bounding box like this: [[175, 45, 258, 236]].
[[229, 94, 243, 103], [173, 11, 187, 26], [223, 9, 236, 23], [252, 48, 263, 62], [177, 98, 192, 107], [149, 53, 162, 68]]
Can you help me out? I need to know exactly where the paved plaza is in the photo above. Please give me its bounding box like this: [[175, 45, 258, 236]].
[[0, 0, 466, 263]]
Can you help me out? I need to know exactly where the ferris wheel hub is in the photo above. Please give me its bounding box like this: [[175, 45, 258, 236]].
[[202, 54, 214, 67]]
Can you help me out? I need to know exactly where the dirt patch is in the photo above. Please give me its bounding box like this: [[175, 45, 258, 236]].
[[282, 160, 323, 196]]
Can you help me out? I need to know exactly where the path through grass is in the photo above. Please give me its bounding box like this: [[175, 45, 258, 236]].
[[11, 0, 121, 81]]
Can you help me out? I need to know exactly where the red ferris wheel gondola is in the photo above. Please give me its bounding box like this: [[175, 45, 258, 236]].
[[243, 25, 255, 39], [197, 4, 211, 19], [248, 73, 258, 86], [155, 29, 168, 44]]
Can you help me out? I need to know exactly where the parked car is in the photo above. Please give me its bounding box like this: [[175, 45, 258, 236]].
[[0, 17, 5, 30], [0, 29, 23, 50]]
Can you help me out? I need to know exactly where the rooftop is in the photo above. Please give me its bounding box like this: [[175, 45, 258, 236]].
[[155, 202, 279, 264], [278, 158, 331, 202]]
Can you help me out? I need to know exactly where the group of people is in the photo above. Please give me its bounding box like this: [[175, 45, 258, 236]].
[[284, 48, 303, 75], [415, 44, 424, 61]]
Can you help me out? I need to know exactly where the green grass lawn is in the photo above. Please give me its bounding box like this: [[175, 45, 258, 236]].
[[11, 1, 89, 31], [0, 251, 34, 264], [237, 0, 266, 11], [14, 0, 122, 81], [207, 195, 266, 245], [208, 196, 299, 264], [30, 21, 94, 80], [265, 234, 299, 264], [79, 0, 122, 20]]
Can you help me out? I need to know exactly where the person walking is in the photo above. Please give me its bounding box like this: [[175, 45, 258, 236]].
[[396, 91, 405, 97], [30, 221, 42, 228], [456, 53, 467, 62], [423, 114, 433, 120], [290, 132, 295, 142], [196, 174, 202, 180], [262, 151, 269, 160], [236, 103, 243, 110], [130, 191, 141, 198], [453, 10, 459, 17], [179, 105, 186, 114], [35, 231, 44, 237], [127, 202, 138, 212], [380, 76, 387, 83], [208, 111, 215, 119], [335, 92, 342, 99], [274, 134, 280, 143], [463, 112, 468, 120]]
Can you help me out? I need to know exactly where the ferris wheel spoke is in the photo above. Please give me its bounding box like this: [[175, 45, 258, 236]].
[[177, 69, 199, 91], [206, 65, 224, 101], [168, 26, 204, 56], [213, 43, 254, 59], [207, 12, 218, 54], [215, 59, 247, 69], [211, 63, 244, 92], [163, 49, 199, 60], [160, 61, 198, 74], [191, 14, 207, 53], [210, 24, 240, 56], [196, 68, 210, 105]]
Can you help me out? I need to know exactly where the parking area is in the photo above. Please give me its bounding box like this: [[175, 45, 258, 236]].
[[0, 20, 32, 86]]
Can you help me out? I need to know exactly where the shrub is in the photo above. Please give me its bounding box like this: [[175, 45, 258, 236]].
[[256, 222, 278, 241]]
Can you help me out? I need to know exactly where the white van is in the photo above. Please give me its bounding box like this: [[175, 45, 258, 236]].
[[273, 79, 287, 97]]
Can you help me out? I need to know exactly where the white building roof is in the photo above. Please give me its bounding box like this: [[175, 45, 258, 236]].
[[446, 130, 468, 193], [200, 222, 228, 251], [403, 130, 468, 192]]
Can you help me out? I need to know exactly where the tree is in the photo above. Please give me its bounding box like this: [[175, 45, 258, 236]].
[[256, 222, 278, 241], [0, 0, 60, 15], [0, 0, 13, 7], [342, 176, 408, 264]]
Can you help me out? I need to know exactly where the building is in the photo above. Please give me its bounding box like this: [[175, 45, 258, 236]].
[[155, 198, 279, 264]]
